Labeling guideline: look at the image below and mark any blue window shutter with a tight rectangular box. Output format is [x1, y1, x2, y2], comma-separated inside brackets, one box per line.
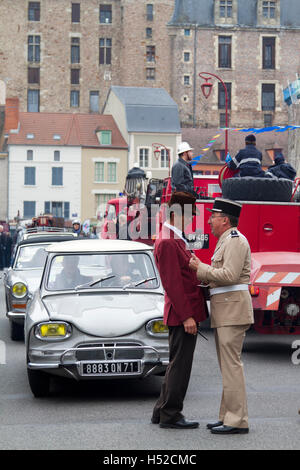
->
[64, 202, 70, 219]
[44, 201, 50, 213]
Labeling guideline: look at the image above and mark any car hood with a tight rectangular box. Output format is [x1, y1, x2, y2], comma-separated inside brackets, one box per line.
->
[7, 269, 44, 295]
[42, 292, 164, 337]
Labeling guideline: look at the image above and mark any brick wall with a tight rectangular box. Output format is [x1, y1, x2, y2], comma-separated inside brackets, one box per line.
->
[0, 0, 174, 114]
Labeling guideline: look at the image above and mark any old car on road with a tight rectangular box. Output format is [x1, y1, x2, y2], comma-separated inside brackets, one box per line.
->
[3, 235, 77, 341]
[25, 239, 169, 397]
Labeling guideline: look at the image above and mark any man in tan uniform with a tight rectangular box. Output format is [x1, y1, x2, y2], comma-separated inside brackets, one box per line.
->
[189, 198, 254, 435]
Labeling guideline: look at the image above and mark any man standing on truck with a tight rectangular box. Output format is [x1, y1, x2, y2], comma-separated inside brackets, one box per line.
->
[189, 198, 254, 435]
[227, 134, 265, 177]
[171, 142, 197, 196]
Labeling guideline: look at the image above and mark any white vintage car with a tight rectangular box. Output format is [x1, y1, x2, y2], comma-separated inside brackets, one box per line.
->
[4, 234, 77, 341]
[25, 239, 169, 397]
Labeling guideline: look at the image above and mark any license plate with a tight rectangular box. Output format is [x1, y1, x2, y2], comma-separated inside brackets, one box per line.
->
[80, 361, 141, 376]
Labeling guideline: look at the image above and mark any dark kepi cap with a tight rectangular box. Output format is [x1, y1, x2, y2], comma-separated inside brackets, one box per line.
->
[208, 198, 242, 218]
[168, 191, 198, 216]
[274, 153, 285, 165]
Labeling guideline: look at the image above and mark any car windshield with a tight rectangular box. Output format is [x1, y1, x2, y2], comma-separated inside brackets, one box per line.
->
[46, 253, 159, 291]
[15, 244, 49, 269]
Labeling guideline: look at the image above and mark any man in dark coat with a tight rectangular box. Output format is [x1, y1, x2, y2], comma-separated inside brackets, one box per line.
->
[228, 134, 265, 177]
[171, 142, 197, 196]
[0, 225, 5, 270]
[151, 192, 208, 429]
[265, 153, 297, 180]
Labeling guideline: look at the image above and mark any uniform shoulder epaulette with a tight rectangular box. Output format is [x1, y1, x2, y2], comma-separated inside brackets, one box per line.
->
[230, 230, 239, 238]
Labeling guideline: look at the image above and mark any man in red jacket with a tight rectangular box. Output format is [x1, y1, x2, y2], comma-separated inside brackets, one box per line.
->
[151, 192, 208, 429]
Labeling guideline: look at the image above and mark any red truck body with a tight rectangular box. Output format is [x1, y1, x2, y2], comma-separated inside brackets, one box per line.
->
[102, 174, 300, 335]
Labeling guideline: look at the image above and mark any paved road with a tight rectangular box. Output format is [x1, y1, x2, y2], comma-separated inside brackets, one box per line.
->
[0, 277, 299, 451]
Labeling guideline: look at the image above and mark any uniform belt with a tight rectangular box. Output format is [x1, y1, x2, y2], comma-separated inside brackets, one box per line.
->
[209, 284, 249, 296]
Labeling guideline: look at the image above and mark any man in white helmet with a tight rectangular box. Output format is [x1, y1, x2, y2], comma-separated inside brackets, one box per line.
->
[171, 142, 196, 196]
[72, 219, 81, 236]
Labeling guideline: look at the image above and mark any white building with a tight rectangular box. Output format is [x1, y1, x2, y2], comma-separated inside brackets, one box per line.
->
[7, 113, 81, 220]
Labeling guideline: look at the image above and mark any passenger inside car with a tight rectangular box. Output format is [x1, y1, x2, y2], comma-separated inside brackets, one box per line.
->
[49, 255, 93, 290]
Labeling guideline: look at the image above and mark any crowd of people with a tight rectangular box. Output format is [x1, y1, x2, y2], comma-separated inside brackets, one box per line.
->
[0, 225, 12, 270]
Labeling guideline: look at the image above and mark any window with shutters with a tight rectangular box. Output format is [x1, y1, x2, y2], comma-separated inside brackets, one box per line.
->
[263, 37, 275, 69]
[108, 162, 117, 182]
[146, 4, 154, 21]
[28, 36, 40, 63]
[218, 82, 231, 109]
[218, 36, 232, 68]
[71, 68, 80, 84]
[71, 37, 80, 63]
[262, 83, 275, 110]
[95, 162, 104, 182]
[28, 2, 40, 21]
[139, 148, 149, 168]
[27, 89, 40, 112]
[70, 90, 80, 107]
[24, 201, 36, 218]
[24, 167, 36, 185]
[28, 67, 40, 84]
[146, 46, 155, 62]
[100, 4, 112, 23]
[52, 167, 63, 186]
[72, 3, 80, 22]
[90, 91, 99, 112]
[99, 38, 112, 65]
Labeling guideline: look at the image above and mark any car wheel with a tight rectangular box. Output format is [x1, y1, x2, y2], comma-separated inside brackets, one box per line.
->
[27, 368, 51, 398]
[10, 320, 24, 341]
[222, 177, 293, 202]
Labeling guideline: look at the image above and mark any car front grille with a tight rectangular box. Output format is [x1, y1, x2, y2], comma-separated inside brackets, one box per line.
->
[75, 342, 144, 361]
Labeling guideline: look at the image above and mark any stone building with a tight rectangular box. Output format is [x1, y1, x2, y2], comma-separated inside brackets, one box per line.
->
[169, 0, 300, 128]
[0, 0, 174, 114]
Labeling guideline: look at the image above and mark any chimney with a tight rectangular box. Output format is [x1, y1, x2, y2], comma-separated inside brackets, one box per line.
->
[4, 97, 20, 133]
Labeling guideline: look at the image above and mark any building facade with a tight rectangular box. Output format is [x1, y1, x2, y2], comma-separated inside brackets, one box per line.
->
[169, 0, 300, 128]
[0, 0, 174, 114]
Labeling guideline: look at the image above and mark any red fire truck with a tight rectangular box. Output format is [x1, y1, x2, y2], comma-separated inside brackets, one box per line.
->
[102, 167, 300, 335]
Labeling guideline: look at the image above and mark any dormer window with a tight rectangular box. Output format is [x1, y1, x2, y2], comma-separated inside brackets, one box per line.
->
[96, 129, 112, 145]
[215, 0, 237, 25]
[263, 1, 276, 18]
[220, 1, 232, 18]
[258, 0, 279, 25]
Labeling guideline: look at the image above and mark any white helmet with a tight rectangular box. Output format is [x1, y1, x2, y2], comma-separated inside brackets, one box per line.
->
[72, 219, 81, 225]
[177, 141, 193, 155]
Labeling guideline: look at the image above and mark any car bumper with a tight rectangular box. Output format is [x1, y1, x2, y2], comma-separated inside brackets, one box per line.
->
[27, 344, 169, 380]
[6, 311, 26, 322]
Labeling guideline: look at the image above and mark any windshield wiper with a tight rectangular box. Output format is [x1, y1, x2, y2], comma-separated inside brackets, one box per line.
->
[122, 277, 157, 290]
[75, 275, 115, 290]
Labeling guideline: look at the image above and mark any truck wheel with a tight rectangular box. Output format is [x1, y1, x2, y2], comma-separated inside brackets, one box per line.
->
[27, 368, 50, 398]
[10, 320, 24, 341]
[222, 177, 293, 202]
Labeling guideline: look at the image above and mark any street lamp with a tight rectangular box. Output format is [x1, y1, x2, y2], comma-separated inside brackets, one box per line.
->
[152, 142, 171, 177]
[199, 72, 229, 158]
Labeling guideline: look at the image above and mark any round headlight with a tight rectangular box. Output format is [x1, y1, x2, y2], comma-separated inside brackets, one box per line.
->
[12, 282, 28, 299]
[285, 303, 300, 318]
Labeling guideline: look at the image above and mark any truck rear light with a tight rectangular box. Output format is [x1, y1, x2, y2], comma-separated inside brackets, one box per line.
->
[249, 286, 260, 297]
